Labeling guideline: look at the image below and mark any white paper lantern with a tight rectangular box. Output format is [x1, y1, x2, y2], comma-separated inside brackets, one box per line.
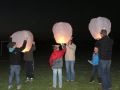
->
[89, 17, 111, 40]
[11, 30, 33, 52]
[52, 22, 72, 44]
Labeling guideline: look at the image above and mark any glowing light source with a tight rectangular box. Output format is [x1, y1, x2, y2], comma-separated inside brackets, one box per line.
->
[52, 22, 72, 44]
[11, 30, 34, 52]
[89, 17, 111, 40]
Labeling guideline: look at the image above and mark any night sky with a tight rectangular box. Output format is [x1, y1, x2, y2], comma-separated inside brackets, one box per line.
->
[0, 0, 120, 54]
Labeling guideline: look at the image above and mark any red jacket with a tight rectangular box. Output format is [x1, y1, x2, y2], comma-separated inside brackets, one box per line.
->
[49, 48, 66, 66]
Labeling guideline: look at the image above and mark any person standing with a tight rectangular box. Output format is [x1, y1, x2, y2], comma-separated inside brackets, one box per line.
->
[65, 40, 76, 81]
[88, 47, 101, 83]
[7, 39, 27, 90]
[95, 29, 113, 90]
[24, 41, 36, 82]
[49, 44, 66, 88]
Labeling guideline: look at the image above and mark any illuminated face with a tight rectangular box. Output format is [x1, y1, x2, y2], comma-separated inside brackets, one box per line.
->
[94, 47, 98, 53]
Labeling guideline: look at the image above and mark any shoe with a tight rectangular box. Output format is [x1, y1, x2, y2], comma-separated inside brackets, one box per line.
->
[17, 85, 21, 90]
[98, 82, 102, 84]
[53, 86, 56, 88]
[66, 80, 69, 82]
[30, 78, 34, 82]
[59, 86, 62, 88]
[8, 85, 13, 89]
[109, 87, 112, 90]
[25, 77, 30, 82]
[89, 80, 95, 83]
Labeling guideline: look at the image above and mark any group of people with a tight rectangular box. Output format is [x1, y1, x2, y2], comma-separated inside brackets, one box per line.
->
[7, 38, 36, 89]
[6, 29, 113, 90]
[49, 29, 113, 90]
[49, 39, 76, 88]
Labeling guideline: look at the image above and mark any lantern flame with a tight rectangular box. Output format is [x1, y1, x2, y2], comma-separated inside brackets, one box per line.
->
[56, 37, 67, 44]
[22, 48, 29, 52]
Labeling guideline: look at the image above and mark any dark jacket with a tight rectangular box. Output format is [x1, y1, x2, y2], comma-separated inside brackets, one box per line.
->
[24, 44, 36, 61]
[95, 36, 113, 60]
[8, 40, 27, 65]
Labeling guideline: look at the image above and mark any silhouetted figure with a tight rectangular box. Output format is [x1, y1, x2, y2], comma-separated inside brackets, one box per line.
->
[7, 39, 27, 90]
[95, 29, 113, 90]
[24, 41, 36, 82]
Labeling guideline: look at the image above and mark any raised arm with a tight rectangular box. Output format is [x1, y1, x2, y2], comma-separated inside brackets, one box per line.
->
[19, 40, 27, 51]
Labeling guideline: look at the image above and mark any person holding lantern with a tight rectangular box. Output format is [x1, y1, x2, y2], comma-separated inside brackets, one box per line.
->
[95, 29, 113, 90]
[49, 44, 66, 88]
[65, 39, 76, 81]
[24, 41, 36, 82]
[7, 38, 27, 90]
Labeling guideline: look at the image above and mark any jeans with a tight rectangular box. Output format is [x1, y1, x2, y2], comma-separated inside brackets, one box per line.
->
[8, 65, 21, 86]
[100, 60, 111, 90]
[25, 61, 34, 78]
[90, 65, 101, 83]
[53, 68, 62, 88]
[65, 61, 75, 81]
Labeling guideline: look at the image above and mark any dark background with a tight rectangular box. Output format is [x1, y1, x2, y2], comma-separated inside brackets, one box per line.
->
[0, 0, 119, 63]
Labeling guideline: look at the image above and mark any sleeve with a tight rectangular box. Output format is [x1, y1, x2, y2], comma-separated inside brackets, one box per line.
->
[18, 40, 27, 51]
[49, 52, 56, 66]
[91, 54, 94, 65]
[68, 44, 76, 50]
[30, 44, 36, 52]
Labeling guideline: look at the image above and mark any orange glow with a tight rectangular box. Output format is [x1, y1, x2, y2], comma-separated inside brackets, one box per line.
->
[22, 48, 29, 52]
[57, 37, 65, 43]
[95, 34, 101, 40]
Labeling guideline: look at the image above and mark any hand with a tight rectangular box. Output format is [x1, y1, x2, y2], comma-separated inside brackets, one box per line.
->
[88, 60, 91, 62]
[62, 44, 66, 49]
[88, 60, 92, 64]
[60, 43, 63, 46]
[13, 44, 17, 48]
[33, 41, 35, 45]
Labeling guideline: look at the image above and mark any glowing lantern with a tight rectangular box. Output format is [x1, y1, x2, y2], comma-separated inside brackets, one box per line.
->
[89, 17, 111, 40]
[11, 30, 34, 52]
[52, 22, 72, 44]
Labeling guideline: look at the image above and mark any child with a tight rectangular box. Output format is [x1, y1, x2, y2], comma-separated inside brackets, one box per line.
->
[7, 40, 27, 89]
[88, 47, 101, 84]
[49, 44, 66, 88]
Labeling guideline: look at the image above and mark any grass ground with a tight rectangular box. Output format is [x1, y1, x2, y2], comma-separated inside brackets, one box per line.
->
[0, 55, 120, 90]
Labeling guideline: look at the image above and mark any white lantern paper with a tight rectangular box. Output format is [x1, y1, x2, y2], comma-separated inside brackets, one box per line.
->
[52, 22, 72, 44]
[89, 17, 111, 40]
[11, 30, 33, 52]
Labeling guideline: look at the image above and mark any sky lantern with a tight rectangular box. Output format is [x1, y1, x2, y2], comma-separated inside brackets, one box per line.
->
[52, 22, 73, 44]
[11, 30, 34, 52]
[89, 17, 111, 40]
